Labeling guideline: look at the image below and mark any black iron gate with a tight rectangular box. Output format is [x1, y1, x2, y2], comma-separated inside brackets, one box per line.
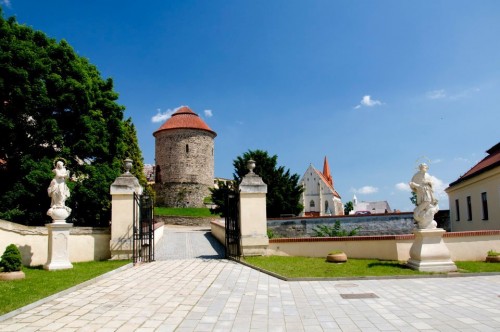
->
[225, 191, 241, 259]
[133, 192, 155, 264]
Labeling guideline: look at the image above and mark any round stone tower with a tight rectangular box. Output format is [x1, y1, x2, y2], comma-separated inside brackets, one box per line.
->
[153, 106, 217, 207]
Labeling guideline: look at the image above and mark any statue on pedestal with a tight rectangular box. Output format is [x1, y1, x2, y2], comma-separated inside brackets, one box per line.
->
[47, 160, 72, 222]
[409, 163, 438, 229]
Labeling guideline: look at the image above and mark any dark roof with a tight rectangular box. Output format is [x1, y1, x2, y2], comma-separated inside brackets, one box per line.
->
[448, 142, 500, 188]
[153, 106, 216, 137]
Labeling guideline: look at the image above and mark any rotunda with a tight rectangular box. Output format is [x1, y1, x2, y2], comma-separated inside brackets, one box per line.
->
[153, 106, 216, 207]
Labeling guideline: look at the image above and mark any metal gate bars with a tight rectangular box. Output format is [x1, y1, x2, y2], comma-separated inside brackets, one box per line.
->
[133, 192, 155, 264]
[225, 191, 241, 259]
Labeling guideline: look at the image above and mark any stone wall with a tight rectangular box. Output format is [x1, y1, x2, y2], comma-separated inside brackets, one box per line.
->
[154, 182, 211, 208]
[267, 213, 416, 237]
[267, 230, 500, 261]
[0, 219, 110, 266]
[155, 216, 219, 227]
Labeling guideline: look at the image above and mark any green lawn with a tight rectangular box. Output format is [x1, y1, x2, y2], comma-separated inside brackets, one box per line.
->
[0, 260, 130, 315]
[154, 207, 215, 217]
[243, 256, 500, 279]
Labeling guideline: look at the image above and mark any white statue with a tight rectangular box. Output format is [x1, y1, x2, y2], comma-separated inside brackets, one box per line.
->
[47, 160, 72, 221]
[409, 163, 438, 229]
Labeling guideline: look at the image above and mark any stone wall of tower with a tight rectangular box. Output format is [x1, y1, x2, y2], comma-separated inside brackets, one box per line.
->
[154, 128, 215, 207]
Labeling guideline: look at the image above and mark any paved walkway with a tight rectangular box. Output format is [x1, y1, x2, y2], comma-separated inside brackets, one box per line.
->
[1, 226, 499, 331]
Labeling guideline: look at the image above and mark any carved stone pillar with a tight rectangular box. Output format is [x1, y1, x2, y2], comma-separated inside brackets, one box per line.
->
[407, 228, 457, 272]
[44, 223, 73, 270]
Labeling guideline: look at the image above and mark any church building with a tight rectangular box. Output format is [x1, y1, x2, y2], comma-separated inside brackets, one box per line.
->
[300, 157, 344, 216]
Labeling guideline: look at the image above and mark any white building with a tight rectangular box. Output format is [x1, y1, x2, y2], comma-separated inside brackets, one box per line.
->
[300, 157, 343, 216]
[350, 195, 392, 215]
[446, 142, 500, 231]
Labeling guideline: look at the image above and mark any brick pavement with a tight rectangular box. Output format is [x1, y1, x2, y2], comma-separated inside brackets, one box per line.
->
[0, 226, 499, 331]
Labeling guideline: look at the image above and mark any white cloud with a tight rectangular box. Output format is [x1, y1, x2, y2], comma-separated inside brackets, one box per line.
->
[351, 186, 379, 194]
[426, 89, 446, 100]
[204, 109, 213, 118]
[426, 87, 480, 101]
[354, 95, 383, 109]
[1, 0, 11, 8]
[429, 175, 448, 200]
[395, 182, 411, 192]
[361, 95, 382, 107]
[151, 107, 184, 123]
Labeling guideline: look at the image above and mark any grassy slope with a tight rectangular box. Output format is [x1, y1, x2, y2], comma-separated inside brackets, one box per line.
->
[154, 207, 215, 217]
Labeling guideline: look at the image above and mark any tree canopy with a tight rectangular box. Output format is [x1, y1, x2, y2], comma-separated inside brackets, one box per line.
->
[343, 201, 354, 215]
[0, 10, 145, 226]
[211, 149, 303, 218]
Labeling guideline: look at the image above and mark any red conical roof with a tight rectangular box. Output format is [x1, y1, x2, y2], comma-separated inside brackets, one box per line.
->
[322, 156, 333, 187]
[153, 106, 216, 137]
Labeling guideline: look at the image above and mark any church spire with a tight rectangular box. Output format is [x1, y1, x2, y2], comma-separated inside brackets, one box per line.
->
[322, 156, 333, 187]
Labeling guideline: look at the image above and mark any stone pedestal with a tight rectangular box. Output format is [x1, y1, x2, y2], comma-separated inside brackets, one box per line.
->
[407, 228, 457, 272]
[109, 170, 142, 260]
[44, 223, 73, 270]
[239, 167, 269, 256]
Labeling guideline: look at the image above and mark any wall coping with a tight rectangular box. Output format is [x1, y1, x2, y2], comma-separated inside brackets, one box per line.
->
[443, 230, 500, 238]
[269, 230, 500, 243]
[0, 219, 110, 236]
[211, 219, 225, 228]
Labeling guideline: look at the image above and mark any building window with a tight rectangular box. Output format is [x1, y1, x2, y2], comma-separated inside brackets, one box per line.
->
[324, 201, 329, 213]
[309, 200, 315, 208]
[455, 199, 460, 221]
[186, 144, 189, 153]
[155, 165, 161, 183]
[481, 192, 489, 220]
[466, 196, 472, 221]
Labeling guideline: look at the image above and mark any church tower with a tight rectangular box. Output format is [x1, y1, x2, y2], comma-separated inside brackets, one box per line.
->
[153, 106, 217, 207]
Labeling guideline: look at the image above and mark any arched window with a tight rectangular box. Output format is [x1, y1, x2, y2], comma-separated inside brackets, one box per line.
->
[309, 200, 315, 208]
[325, 201, 329, 213]
[186, 144, 189, 153]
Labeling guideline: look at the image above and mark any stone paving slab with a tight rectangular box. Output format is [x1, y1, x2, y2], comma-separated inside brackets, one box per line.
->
[1, 227, 500, 331]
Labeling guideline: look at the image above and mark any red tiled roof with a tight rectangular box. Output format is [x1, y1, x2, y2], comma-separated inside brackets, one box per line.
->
[448, 142, 500, 187]
[313, 168, 341, 199]
[153, 106, 216, 137]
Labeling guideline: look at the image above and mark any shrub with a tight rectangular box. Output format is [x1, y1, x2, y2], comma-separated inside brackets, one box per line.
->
[487, 250, 500, 256]
[312, 221, 361, 237]
[267, 229, 276, 239]
[0, 244, 23, 272]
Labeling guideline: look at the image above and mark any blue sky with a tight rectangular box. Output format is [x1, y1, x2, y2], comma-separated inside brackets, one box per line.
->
[3, 1, 500, 212]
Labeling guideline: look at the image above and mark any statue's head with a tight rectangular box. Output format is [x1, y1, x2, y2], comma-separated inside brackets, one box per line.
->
[56, 160, 64, 169]
[418, 163, 428, 172]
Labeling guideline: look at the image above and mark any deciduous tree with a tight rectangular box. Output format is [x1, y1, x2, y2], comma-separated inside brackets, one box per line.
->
[0, 10, 145, 226]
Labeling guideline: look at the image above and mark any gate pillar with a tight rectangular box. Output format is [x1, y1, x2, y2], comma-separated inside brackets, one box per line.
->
[239, 160, 268, 256]
[110, 159, 143, 260]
